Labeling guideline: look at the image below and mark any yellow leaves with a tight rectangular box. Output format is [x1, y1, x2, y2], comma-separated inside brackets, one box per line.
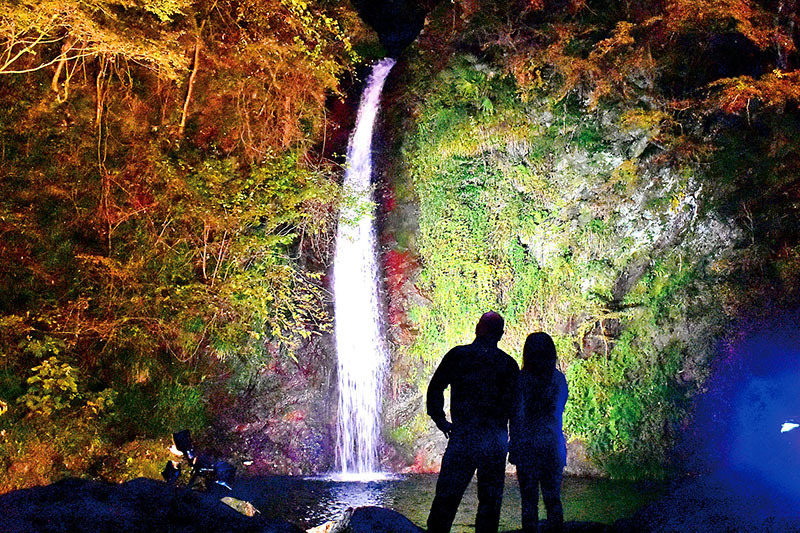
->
[76, 254, 134, 283]
[17, 357, 81, 416]
[0, 0, 189, 78]
[141, 0, 190, 23]
[609, 159, 640, 195]
[15, 356, 117, 418]
[670, 191, 686, 212]
[620, 109, 669, 133]
[84, 389, 116, 416]
[591, 21, 635, 58]
[664, 0, 774, 49]
[709, 70, 800, 114]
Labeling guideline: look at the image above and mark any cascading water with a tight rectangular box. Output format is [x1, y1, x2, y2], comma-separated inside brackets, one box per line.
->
[333, 58, 396, 479]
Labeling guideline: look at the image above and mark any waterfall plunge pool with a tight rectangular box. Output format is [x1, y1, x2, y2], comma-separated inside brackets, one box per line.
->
[229, 474, 666, 531]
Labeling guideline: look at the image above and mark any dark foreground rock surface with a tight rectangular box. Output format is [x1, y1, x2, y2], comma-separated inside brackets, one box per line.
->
[318, 506, 609, 533]
[0, 477, 303, 533]
[5, 473, 800, 533]
[328, 506, 424, 532]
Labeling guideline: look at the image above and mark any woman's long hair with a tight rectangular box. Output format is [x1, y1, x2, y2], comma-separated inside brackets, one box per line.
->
[521, 332, 558, 418]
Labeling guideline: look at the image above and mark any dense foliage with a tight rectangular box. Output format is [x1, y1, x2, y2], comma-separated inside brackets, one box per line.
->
[384, 0, 800, 478]
[0, 0, 370, 489]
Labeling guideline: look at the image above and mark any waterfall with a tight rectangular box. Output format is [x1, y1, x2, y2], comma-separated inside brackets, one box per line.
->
[333, 58, 396, 478]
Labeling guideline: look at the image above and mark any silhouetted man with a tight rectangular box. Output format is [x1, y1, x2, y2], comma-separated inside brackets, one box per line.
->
[426, 311, 520, 533]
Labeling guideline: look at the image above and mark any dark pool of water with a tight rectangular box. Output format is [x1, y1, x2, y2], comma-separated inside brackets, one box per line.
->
[229, 474, 666, 531]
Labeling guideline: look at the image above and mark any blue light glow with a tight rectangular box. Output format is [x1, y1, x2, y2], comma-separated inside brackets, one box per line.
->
[685, 311, 800, 504]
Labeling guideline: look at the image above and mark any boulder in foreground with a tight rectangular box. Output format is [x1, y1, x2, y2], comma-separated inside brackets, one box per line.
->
[0, 477, 303, 533]
[328, 505, 424, 533]
[319, 505, 611, 533]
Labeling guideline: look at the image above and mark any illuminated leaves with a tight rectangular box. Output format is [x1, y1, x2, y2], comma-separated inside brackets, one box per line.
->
[491, 0, 800, 115]
[709, 70, 800, 113]
[0, 0, 356, 381]
[663, 0, 774, 49]
[17, 357, 79, 416]
[0, 0, 189, 78]
[139, 0, 191, 22]
[14, 356, 116, 419]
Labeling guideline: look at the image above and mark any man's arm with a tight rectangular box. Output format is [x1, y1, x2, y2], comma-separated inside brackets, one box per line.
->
[501, 358, 521, 422]
[426, 351, 454, 438]
[508, 385, 522, 464]
[504, 359, 521, 462]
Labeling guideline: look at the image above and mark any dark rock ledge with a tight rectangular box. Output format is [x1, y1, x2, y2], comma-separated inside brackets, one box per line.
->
[0, 477, 611, 533]
[3, 474, 800, 532]
[0, 477, 303, 533]
[313, 506, 610, 533]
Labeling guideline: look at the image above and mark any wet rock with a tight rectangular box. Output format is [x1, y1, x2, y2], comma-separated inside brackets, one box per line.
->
[214, 334, 338, 476]
[0, 477, 304, 533]
[221, 496, 260, 517]
[306, 521, 335, 533]
[329, 506, 424, 533]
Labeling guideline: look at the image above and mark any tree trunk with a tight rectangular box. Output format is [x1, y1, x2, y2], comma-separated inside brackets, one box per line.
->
[51, 38, 73, 101]
[179, 20, 206, 139]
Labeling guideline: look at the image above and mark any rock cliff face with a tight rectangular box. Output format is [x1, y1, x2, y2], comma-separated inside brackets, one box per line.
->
[374, 0, 800, 478]
[211, 334, 339, 476]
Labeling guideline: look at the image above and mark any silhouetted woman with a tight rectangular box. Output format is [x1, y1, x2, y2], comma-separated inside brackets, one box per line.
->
[509, 332, 568, 533]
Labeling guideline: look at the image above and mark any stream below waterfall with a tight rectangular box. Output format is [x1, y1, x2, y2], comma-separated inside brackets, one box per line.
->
[231, 474, 666, 530]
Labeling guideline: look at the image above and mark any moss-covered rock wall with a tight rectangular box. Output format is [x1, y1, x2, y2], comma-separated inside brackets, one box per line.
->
[378, 0, 800, 479]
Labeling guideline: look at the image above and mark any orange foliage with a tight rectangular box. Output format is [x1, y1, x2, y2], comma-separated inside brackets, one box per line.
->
[527, 0, 545, 11]
[498, 0, 800, 116]
[180, 0, 356, 160]
[709, 70, 800, 113]
[663, 0, 774, 49]
[518, 21, 646, 108]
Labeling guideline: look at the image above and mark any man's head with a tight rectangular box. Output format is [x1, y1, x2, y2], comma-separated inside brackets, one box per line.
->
[475, 311, 504, 344]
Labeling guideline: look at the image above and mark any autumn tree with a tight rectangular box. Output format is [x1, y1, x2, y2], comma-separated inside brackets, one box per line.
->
[0, 0, 369, 486]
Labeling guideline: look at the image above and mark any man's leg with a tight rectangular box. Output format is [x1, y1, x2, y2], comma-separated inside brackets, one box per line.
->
[516, 463, 540, 533]
[540, 467, 563, 533]
[474, 452, 506, 533]
[427, 446, 476, 533]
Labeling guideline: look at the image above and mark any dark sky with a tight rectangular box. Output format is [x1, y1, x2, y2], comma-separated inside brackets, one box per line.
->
[351, 0, 437, 56]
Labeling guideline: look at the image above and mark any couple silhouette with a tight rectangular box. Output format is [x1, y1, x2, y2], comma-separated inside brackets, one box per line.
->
[426, 312, 568, 533]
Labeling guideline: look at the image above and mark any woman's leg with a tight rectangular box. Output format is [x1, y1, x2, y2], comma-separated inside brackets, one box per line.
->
[539, 466, 563, 532]
[516, 463, 540, 533]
